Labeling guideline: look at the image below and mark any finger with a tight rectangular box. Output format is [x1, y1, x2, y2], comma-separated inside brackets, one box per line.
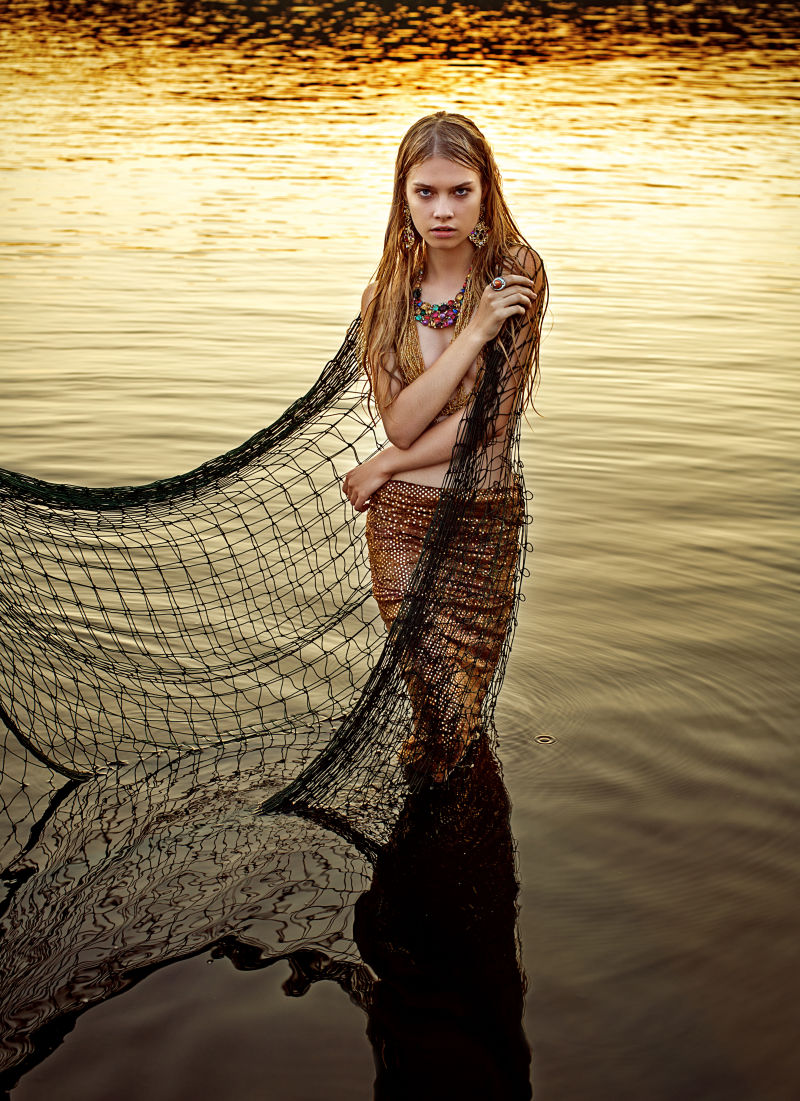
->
[487, 284, 535, 306]
[498, 301, 530, 319]
[491, 273, 536, 289]
[497, 291, 534, 310]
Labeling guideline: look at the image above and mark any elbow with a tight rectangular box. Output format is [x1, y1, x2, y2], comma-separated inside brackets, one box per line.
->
[385, 426, 417, 450]
[380, 406, 417, 450]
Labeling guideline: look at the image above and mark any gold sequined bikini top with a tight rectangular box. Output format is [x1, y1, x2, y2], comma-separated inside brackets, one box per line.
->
[397, 306, 476, 419]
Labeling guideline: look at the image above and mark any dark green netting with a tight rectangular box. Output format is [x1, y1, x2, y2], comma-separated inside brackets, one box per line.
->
[0, 728, 374, 1085]
[0, 308, 536, 846]
[1, 320, 381, 779]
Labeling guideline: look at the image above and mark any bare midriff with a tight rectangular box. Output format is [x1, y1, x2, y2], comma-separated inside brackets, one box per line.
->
[391, 430, 508, 490]
[390, 459, 451, 488]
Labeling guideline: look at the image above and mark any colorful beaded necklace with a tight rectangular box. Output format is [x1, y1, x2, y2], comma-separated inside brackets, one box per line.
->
[412, 268, 472, 329]
[401, 268, 478, 417]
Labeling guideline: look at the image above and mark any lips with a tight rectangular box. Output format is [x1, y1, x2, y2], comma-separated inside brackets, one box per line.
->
[430, 227, 456, 235]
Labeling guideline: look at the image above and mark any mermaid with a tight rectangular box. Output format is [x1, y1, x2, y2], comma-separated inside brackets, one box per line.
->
[342, 112, 547, 781]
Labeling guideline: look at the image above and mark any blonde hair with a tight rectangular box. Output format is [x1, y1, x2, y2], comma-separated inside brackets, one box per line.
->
[362, 111, 547, 414]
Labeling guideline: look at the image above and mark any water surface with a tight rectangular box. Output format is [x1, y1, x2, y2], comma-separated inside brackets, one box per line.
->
[1, 3, 798, 1099]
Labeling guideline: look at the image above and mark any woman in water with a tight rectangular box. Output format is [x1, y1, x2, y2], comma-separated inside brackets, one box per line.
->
[342, 111, 546, 781]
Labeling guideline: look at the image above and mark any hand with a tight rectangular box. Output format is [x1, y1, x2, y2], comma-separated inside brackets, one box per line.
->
[466, 273, 538, 343]
[342, 453, 392, 512]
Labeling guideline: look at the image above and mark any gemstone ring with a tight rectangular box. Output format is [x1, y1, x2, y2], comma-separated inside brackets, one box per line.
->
[490, 276, 507, 291]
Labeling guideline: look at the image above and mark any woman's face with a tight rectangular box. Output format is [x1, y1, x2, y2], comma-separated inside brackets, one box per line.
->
[404, 156, 482, 252]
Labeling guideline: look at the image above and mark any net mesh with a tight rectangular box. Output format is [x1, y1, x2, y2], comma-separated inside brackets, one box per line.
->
[0, 319, 379, 780]
[0, 729, 374, 1087]
[0, 294, 541, 1089]
[0, 303, 538, 848]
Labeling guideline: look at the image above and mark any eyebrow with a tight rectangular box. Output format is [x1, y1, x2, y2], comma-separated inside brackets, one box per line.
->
[411, 180, 475, 189]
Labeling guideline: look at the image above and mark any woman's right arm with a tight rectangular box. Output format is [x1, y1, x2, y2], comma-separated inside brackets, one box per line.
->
[342, 409, 467, 512]
[363, 277, 537, 450]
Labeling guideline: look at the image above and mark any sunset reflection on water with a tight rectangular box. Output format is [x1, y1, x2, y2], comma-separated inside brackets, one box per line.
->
[4, 0, 798, 62]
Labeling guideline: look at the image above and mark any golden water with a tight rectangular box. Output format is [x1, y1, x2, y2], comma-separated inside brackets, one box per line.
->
[1, 3, 798, 1098]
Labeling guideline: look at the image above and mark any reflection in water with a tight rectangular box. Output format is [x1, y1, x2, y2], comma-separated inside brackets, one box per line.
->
[354, 736, 530, 1099]
[0, 732, 371, 1090]
[0, 732, 529, 1099]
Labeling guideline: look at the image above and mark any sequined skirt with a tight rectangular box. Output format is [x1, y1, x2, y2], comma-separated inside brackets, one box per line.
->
[365, 478, 524, 780]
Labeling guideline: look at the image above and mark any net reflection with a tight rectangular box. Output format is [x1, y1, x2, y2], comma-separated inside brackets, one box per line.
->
[0, 732, 530, 1098]
[0, 736, 372, 1090]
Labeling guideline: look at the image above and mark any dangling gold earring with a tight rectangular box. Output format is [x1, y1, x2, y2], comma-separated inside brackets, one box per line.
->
[468, 206, 488, 248]
[402, 204, 416, 250]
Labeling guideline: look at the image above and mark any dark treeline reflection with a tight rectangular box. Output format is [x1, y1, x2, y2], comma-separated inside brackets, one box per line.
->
[4, 0, 799, 61]
[0, 731, 530, 1098]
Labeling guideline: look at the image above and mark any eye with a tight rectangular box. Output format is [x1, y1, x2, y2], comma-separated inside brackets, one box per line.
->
[455, 187, 471, 196]
[415, 188, 432, 198]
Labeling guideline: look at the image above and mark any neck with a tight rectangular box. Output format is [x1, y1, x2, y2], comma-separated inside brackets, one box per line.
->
[423, 241, 474, 286]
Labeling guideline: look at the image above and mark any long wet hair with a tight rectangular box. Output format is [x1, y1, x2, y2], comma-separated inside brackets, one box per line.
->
[362, 111, 547, 414]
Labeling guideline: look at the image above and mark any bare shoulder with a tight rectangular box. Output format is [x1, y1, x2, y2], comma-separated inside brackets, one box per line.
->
[508, 244, 546, 290]
[361, 281, 378, 314]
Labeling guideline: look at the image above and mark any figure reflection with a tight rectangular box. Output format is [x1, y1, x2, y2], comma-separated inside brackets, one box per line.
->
[353, 735, 532, 1099]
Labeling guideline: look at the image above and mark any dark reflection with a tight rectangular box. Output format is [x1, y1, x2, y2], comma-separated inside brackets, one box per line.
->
[354, 735, 531, 1100]
[225, 734, 532, 1098]
[4, 0, 798, 62]
[0, 730, 530, 1099]
[0, 736, 373, 1093]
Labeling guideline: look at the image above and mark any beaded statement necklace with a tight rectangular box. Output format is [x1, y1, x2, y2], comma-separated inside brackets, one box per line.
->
[412, 267, 472, 329]
[402, 267, 477, 417]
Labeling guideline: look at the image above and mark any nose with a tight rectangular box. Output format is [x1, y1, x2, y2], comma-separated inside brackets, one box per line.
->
[433, 196, 453, 221]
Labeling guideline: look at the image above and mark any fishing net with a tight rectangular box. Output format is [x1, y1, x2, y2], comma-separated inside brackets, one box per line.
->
[0, 289, 541, 849]
[0, 271, 543, 1091]
[0, 318, 376, 784]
